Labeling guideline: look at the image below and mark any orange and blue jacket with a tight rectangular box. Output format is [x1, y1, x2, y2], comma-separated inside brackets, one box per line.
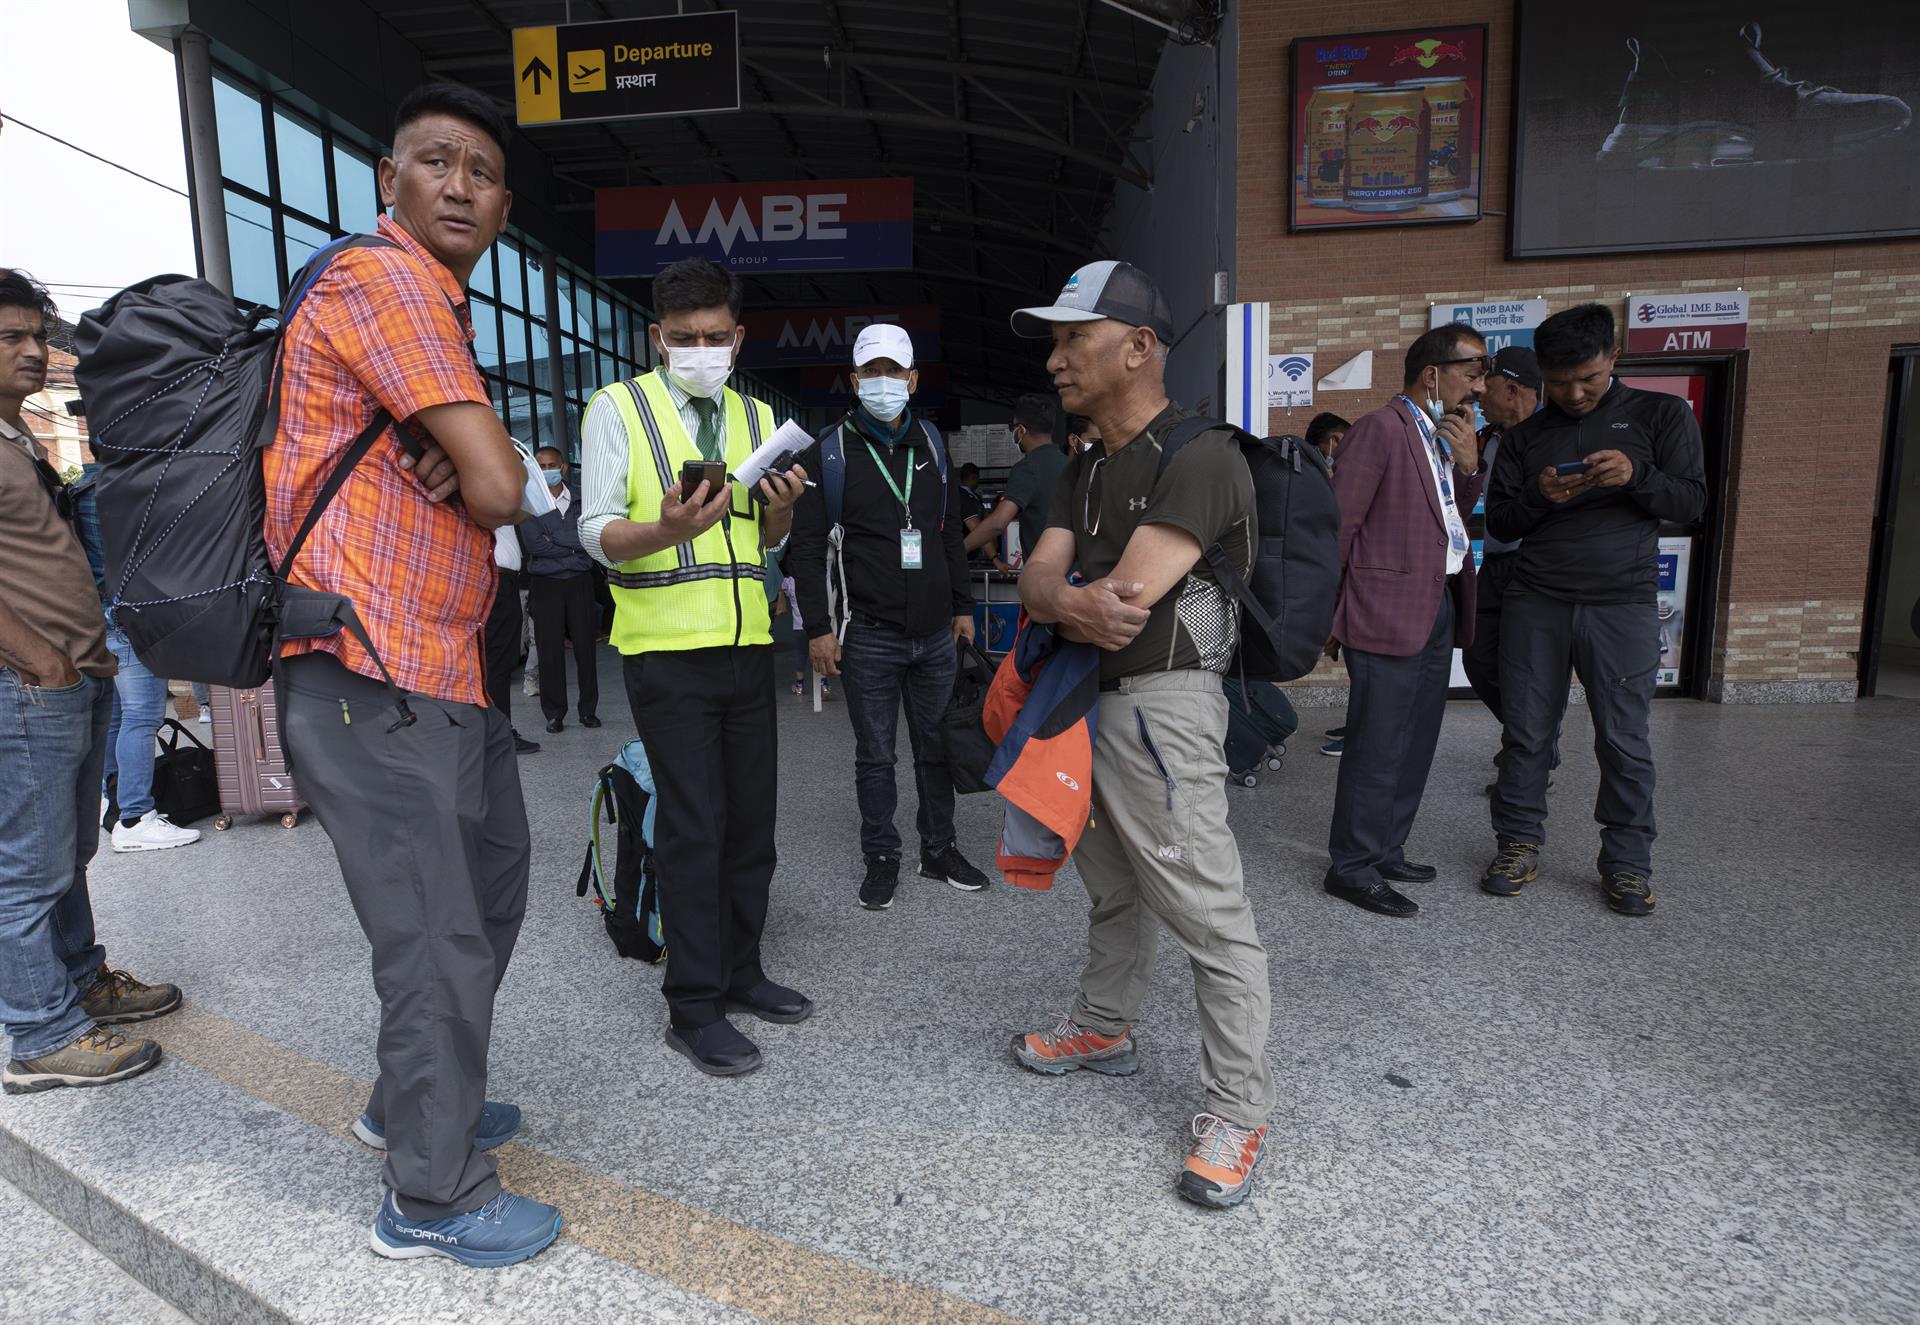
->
[982, 617, 1101, 890]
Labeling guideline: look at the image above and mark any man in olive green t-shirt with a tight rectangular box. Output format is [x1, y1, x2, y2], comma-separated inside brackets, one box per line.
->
[1003, 260, 1274, 1213]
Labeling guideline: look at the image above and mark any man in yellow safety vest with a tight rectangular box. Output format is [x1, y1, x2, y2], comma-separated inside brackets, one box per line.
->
[579, 258, 810, 1077]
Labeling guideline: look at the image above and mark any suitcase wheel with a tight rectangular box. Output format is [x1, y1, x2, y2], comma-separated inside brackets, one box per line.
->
[1232, 770, 1260, 788]
[279, 812, 300, 829]
[214, 815, 233, 831]
[1265, 752, 1285, 771]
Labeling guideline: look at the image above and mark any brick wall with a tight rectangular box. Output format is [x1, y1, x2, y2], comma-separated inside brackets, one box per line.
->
[1236, 0, 1920, 701]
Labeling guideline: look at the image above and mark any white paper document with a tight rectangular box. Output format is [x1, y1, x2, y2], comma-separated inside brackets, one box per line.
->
[731, 419, 815, 490]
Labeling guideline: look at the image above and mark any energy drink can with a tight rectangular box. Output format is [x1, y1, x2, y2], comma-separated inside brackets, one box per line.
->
[1304, 82, 1377, 208]
[1344, 86, 1430, 212]
[1401, 76, 1470, 202]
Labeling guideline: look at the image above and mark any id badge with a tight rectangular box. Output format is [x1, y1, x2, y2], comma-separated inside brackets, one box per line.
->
[900, 527, 924, 570]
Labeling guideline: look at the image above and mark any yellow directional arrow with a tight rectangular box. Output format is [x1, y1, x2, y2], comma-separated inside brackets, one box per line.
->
[512, 27, 560, 125]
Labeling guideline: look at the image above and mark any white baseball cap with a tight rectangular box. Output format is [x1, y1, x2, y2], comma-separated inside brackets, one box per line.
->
[852, 323, 915, 369]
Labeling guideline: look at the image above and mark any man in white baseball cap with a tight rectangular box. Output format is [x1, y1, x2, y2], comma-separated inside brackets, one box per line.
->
[782, 324, 988, 912]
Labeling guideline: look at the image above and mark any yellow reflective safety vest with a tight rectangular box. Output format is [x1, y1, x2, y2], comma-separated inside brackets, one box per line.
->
[598, 371, 777, 655]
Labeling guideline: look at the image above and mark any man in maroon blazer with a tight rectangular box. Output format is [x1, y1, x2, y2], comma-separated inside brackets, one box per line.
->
[1323, 325, 1489, 917]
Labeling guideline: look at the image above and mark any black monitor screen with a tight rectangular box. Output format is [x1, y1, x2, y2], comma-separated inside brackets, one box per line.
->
[1511, 0, 1920, 256]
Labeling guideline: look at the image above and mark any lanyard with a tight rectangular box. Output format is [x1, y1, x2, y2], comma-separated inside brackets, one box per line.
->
[1398, 397, 1468, 553]
[861, 438, 915, 529]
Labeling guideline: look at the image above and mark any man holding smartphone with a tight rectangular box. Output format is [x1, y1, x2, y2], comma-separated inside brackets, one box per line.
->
[1481, 304, 1707, 916]
[579, 258, 811, 1076]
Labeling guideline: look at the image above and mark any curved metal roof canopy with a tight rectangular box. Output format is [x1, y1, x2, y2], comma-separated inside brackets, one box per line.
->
[393, 0, 1214, 401]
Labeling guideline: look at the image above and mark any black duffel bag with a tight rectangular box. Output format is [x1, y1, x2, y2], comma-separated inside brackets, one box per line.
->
[151, 719, 219, 826]
[941, 638, 999, 795]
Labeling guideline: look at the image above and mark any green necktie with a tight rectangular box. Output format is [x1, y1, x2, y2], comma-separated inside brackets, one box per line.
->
[689, 396, 723, 462]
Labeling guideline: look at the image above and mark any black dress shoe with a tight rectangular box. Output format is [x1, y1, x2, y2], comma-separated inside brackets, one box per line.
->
[1378, 861, 1436, 884]
[725, 979, 815, 1025]
[545, 718, 564, 734]
[580, 715, 602, 729]
[512, 731, 541, 755]
[1325, 876, 1420, 917]
[664, 1020, 763, 1076]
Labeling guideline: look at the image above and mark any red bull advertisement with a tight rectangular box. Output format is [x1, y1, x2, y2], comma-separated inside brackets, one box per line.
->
[1344, 88, 1429, 211]
[1288, 24, 1486, 232]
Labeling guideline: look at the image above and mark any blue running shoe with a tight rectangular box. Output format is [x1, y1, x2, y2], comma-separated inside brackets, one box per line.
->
[353, 1101, 522, 1152]
[370, 1189, 562, 1267]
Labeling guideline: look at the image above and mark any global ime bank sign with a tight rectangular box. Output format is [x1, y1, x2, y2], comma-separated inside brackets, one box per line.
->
[1626, 290, 1749, 353]
[595, 178, 914, 277]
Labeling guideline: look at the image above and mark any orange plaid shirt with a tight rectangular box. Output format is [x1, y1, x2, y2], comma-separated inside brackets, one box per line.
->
[264, 215, 497, 705]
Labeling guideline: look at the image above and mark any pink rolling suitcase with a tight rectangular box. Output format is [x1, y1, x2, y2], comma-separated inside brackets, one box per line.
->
[207, 685, 304, 830]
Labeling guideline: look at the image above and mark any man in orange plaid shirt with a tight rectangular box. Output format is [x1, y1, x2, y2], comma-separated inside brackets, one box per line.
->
[265, 84, 563, 1269]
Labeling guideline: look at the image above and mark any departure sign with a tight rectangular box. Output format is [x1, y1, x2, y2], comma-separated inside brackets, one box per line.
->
[512, 12, 740, 126]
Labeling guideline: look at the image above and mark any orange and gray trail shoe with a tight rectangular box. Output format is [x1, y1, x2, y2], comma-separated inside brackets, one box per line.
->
[1009, 1014, 1138, 1077]
[1177, 1113, 1268, 1210]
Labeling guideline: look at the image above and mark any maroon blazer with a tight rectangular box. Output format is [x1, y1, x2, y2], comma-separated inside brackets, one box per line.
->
[1330, 397, 1485, 656]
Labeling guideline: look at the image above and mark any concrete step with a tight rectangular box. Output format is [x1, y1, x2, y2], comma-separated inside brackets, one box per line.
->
[1, 1172, 193, 1325]
[0, 1038, 774, 1325]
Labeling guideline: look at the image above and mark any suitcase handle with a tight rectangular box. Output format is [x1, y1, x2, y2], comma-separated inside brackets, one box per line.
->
[248, 692, 267, 763]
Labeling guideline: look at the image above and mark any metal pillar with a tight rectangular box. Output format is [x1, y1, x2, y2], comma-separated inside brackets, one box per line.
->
[177, 30, 232, 293]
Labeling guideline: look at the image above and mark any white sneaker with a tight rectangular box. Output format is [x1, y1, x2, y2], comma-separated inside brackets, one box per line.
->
[197, 711, 211, 725]
[111, 811, 202, 853]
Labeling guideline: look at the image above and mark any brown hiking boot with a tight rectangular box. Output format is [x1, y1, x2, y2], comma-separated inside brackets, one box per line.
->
[81, 966, 182, 1025]
[3, 1027, 162, 1095]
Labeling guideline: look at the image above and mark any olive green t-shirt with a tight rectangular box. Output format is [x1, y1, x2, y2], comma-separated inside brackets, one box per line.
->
[1044, 404, 1255, 681]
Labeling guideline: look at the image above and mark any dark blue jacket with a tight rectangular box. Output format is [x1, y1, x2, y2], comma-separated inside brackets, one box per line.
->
[517, 484, 594, 579]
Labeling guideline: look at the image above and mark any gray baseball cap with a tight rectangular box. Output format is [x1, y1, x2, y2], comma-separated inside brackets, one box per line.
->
[1011, 260, 1176, 343]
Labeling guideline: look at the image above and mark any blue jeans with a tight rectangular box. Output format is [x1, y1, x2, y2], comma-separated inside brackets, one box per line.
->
[103, 627, 168, 821]
[837, 619, 959, 860]
[0, 670, 110, 1060]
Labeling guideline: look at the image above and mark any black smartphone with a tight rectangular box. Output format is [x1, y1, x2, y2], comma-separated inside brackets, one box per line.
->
[679, 460, 726, 499]
[1554, 460, 1592, 476]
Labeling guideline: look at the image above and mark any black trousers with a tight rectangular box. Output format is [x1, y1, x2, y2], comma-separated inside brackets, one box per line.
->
[1326, 589, 1454, 890]
[1462, 552, 1515, 721]
[1491, 591, 1659, 877]
[624, 645, 777, 1028]
[530, 572, 600, 722]
[482, 570, 523, 722]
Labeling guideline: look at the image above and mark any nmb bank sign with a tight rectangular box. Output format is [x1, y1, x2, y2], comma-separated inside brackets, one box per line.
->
[595, 178, 914, 277]
[1429, 299, 1549, 353]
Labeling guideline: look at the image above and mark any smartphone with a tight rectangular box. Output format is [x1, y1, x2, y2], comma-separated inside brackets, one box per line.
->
[679, 459, 726, 499]
[1554, 460, 1592, 476]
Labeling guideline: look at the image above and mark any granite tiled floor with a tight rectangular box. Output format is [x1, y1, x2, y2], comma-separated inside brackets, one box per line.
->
[2, 648, 1917, 1324]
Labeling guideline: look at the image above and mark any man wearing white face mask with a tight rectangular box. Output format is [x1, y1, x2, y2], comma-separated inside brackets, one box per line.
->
[517, 446, 599, 734]
[580, 258, 812, 1077]
[784, 324, 985, 913]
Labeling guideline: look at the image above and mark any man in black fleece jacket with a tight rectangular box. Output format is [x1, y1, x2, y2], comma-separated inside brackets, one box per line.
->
[1479, 304, 1706, 916]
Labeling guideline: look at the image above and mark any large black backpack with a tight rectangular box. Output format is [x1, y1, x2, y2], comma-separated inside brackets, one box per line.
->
[1156, 419, 1340, 682]
[73, 236, 412, 714]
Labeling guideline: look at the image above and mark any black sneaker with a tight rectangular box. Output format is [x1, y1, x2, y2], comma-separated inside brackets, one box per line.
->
[1600, 871, 1655, 917]
[858, 856, 899, 911]
[1480, 841, 1539, 896]
[919, 845, 989, 893]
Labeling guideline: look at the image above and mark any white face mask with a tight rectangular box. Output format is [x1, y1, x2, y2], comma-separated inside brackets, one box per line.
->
[856, 375, 911, 419]
[663, 345, 734, 399]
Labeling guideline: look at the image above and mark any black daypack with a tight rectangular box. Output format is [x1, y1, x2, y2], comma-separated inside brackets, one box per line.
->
[1155, 420, 1340, 682]
[941, 638, 998, 795]
[73, 236, 413, 717]
[576, 741, 666, 964]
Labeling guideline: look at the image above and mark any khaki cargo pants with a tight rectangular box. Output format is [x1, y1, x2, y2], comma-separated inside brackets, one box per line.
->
[1070, 669, 1275, 1126]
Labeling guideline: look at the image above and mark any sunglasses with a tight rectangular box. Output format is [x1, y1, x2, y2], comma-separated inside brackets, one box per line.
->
[1437, 354, 1491, 379]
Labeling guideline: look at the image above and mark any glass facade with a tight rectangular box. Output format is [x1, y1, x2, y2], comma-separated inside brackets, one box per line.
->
[209, 68, 798, 461]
